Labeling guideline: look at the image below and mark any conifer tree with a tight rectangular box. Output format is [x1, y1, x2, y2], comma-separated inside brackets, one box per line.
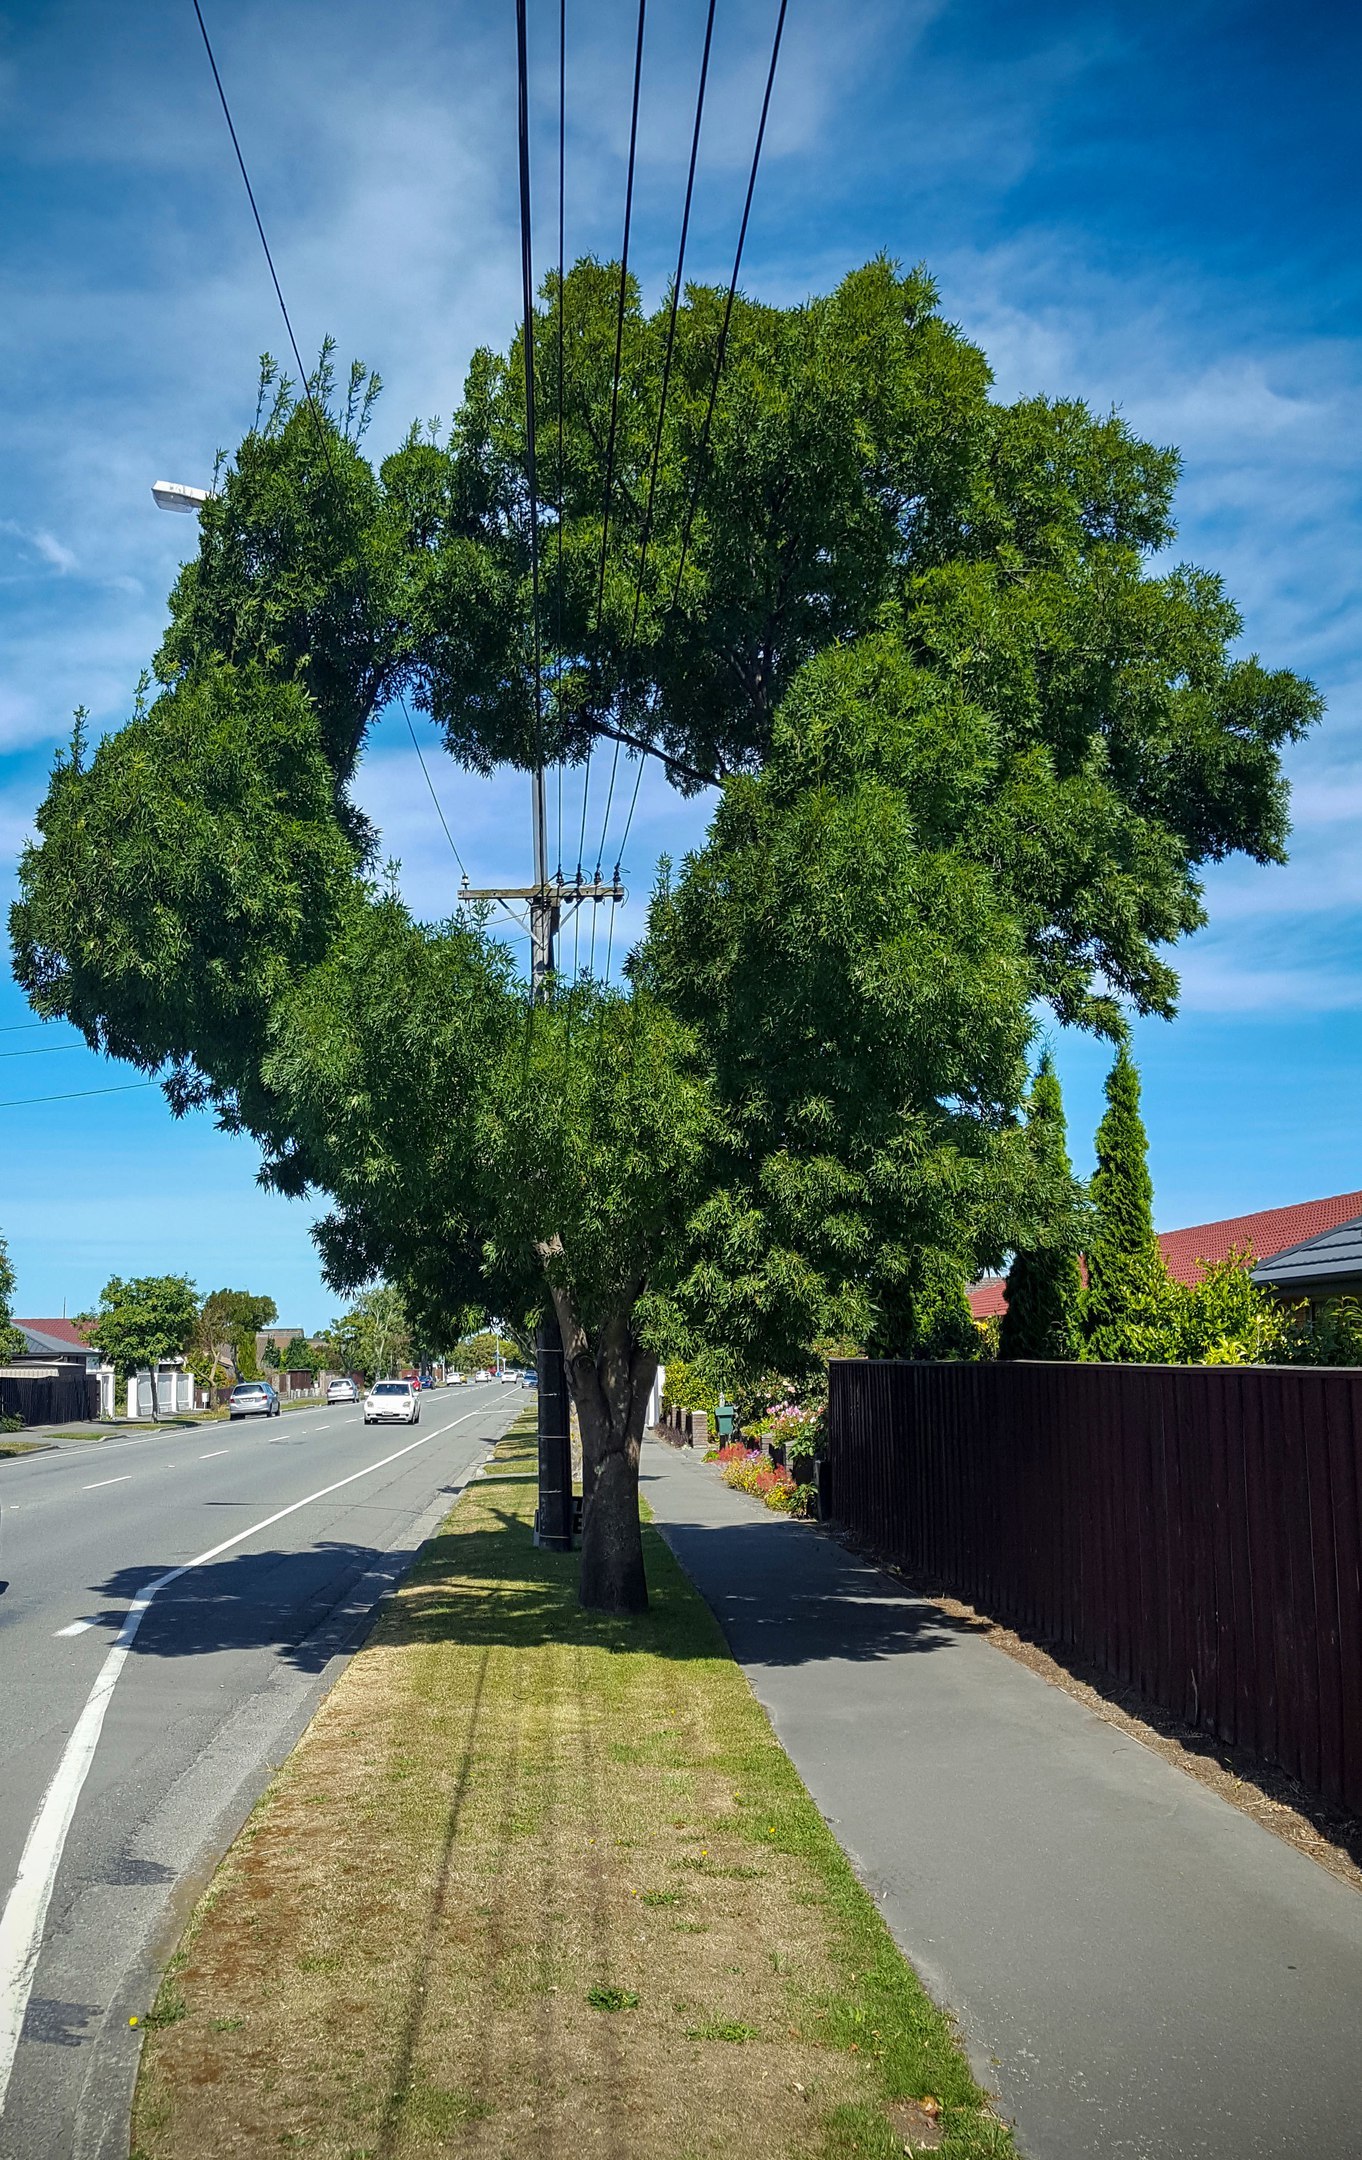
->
[1081, 1045, 1180, 1360]
[999, 1052, 1083, 1359]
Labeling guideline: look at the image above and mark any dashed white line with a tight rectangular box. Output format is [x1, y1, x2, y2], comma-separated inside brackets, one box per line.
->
[81, 1477, 131, 1492]
[54, 1620, 97, 1639]
[199, 1449, 228, 1460]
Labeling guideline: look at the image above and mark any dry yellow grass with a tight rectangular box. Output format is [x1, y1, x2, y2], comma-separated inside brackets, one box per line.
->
[130, 1417, 1012, 2160]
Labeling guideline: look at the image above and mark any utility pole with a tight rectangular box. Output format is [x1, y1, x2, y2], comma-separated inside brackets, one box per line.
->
[461, 795, 624, 1551]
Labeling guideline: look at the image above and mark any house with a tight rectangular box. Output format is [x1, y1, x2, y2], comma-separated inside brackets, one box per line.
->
[13, 1320, 197, 1420]
[969, 1188, 1362, 1321]
[1250, 1216, 1362, 1310]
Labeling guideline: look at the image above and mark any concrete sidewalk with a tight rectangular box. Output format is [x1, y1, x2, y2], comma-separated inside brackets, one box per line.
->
[641, 1439, 1362, 2160]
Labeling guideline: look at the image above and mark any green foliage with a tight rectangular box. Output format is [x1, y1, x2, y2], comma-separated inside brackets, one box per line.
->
[89, 1275, 198, 1380]
[450, 1331, 516, 1374]
[1080, 1047, 1174, 1361]
[190, 1287, 278, 1387]
[644, 637, 1047, 1383]
[7, 263, 1320, 1593]
[999, 1052, 1085, 1360]
[325, 1286, 410, 1379]
[658, 1358, 717, 1417]
[279, 1335, 324, 1376]
[0, 1231, 25, 1363]
[10, 666, 358, 1107]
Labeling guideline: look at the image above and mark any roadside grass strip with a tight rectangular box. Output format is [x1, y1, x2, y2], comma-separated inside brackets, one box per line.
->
[130, 1415, 1013, 2160]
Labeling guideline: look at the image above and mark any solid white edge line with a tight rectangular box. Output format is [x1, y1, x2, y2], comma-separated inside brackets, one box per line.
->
[0, 1398, 494, 2118]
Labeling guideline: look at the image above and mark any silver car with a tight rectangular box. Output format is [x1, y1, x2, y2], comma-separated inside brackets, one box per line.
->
[228, 1380, 280, 1420]
[327, 1377, 360, 1404]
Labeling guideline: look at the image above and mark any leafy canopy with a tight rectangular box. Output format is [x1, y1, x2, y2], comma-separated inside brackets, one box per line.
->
[90, 1275, 198, 1380]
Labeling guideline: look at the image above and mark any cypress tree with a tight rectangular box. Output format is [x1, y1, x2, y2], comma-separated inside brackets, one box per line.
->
[999, 1051, 1083, 1360]
[1082, 1044, 1179, 1360]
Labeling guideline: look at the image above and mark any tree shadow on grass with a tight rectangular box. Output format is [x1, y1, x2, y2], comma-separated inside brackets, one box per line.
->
[81, 1474, 975, 1676]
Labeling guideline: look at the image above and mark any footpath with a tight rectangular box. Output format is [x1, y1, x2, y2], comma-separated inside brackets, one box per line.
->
[642, 1439, 1362, 2160]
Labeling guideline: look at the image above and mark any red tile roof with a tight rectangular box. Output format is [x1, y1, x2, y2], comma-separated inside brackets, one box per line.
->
[968, 1189, 1362, 1319]
[14, 1316, 93, 1348]
[1158, 1190, 1362, 1283]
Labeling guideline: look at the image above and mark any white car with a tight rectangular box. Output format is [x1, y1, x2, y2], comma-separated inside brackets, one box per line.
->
[327, 1377, 360, 1404]
[364, 1379, 420, 1425]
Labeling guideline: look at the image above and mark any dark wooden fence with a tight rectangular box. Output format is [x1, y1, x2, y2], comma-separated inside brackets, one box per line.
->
[826, 1359, 1362, 1815]
[0, 1362, 98, 1428]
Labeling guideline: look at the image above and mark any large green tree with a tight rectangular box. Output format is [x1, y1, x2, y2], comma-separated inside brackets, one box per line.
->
[11, 260, 1319, 1603]
[89, 1275, 198, 1383]
[998, 1053, 1085, 1361]
[0, 1232, 25, 1363]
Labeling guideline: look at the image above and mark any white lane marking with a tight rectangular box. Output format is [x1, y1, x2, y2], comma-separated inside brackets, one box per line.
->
[199, 1449, 228, 1460]
[82, 1477, 131, 1492]
[54, 1620, 97, 1639]
[0, 1398, 497, 2116]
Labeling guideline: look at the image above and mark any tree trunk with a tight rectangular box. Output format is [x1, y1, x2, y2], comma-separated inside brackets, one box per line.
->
[547, 1284, 656, 1615]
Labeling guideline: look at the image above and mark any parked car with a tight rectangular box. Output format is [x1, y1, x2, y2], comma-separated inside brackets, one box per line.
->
[327, 1377, 360, 1404]
[418, 1373, 434, 1389]
[229, 1380, 280, 1420]
[518, 1368, 538, 1388]
[364, 1379, 420, 1426]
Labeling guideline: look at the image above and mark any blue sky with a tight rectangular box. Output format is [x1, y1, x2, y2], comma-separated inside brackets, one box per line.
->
[1, 0, 1358, 1323]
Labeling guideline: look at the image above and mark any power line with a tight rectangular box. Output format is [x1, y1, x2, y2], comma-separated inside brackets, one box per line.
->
[190, 0, 476, 900]
[596, 0, 787, 992]
[576, 0, 648, 909]
[0, 1041, 89, 1060]
[555, 0, 567, 883]
[0, 1081, 158, 1112]
[583, 0, 648, 986]
[0, 1019, 77, 1035]
[591, 0, 717, 907]
[668, 0, 789, 614]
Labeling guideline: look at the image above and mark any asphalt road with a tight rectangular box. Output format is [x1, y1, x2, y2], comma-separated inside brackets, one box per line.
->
[0, 1379, 524, 2160]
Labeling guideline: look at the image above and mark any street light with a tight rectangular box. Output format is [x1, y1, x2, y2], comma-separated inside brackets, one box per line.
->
[151, 481, 210, 514]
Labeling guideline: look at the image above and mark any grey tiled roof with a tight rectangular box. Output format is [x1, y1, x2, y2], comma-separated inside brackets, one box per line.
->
[1252, 1214, 1362, 1288]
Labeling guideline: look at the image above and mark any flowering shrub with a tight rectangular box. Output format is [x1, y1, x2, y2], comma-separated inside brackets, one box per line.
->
[717, 1446, 815, 1517]
[747, 1400, 822, 1453]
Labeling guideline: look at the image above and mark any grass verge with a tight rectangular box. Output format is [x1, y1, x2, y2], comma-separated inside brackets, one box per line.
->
[130, 1414, 1012, 2160]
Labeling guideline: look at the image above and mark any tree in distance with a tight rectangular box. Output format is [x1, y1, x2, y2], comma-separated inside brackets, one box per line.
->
[10, 266, 1320, 1607]
[451, 1330, 520, 1374]
[190, 1286, 279, 1388]
[324, 1286, 411, 1381]
[88, 1275, 199, 1385]
[0, 1230, 25, 1364]
[998, 1052, 1086, 1361]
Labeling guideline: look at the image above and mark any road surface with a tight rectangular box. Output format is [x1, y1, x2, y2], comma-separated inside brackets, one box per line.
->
[0, 1380, 522, 2160]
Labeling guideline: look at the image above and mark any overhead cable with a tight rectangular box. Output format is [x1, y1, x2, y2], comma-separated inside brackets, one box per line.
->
[668, 0, 790, 613]
[575, 0, 648, 916]
[189, 0, 483, 901]
[591, 0, 718, 922]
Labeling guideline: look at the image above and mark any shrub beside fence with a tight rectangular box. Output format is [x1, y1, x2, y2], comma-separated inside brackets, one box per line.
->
[826, 1359, 1362, 1816]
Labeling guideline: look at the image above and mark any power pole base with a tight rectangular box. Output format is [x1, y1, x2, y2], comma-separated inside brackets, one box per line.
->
[534, 1309, 574, 1551]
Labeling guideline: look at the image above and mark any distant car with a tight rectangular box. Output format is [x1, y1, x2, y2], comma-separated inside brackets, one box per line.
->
[364, 1379, 420, 1425]
[327, 1377, 360, 1404]
[418, 1374, 434, 1389]
[447, 1372, 466, 1386]
[518, 1368, 538, 1388]
[229, 1380, 280, 1420]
